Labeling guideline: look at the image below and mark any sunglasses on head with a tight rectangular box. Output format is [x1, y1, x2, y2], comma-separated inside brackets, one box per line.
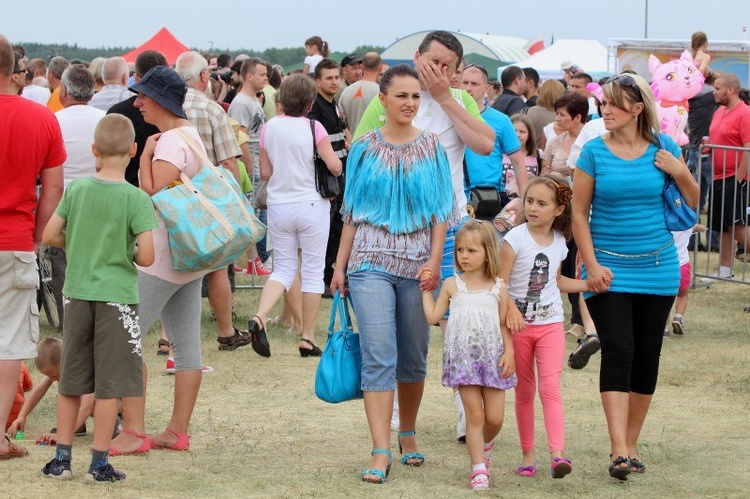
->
[606, 74, 643, 102]
[464, 63, 488, 78]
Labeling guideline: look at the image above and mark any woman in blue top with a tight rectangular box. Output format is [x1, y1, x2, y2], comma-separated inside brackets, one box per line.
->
[331, 65, 454, 484]
[572, 74, 698, 480]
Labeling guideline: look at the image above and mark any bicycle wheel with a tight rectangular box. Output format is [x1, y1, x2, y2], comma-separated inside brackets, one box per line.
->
[37, 246, 62, 332]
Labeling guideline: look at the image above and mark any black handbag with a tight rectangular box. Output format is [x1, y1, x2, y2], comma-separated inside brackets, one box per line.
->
[463, 158, 509, 218]
[311, 119, 342, 199]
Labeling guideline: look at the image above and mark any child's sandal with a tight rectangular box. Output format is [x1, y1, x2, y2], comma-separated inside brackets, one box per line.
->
[551, 457, 573, 478]
[470, 469, 490, 490]
[483, 441, 494, 468]
[515, 464, 537, 477]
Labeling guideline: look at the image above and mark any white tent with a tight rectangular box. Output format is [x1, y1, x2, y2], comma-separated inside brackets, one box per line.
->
[380, 30, 530, 78]
[505, 39, 609, 81]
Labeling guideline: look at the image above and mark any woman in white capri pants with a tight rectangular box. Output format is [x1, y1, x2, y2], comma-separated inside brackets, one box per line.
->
[248, 74, 342, 357]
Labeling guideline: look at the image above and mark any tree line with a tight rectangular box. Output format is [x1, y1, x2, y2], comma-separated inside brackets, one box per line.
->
[18, 42, 386, 70]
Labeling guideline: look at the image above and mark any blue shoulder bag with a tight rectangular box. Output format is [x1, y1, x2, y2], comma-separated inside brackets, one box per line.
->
[659, 134, 698, 231]
[315, 291, 363, 403]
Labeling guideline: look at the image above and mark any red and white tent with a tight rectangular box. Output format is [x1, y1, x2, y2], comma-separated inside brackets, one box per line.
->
[122, 28, 190, 66]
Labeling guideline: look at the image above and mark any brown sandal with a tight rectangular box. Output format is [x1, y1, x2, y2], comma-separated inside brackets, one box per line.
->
[0, 436, 28, 460]
[157, 338, 171, 356]
[217, 327, 252, 351]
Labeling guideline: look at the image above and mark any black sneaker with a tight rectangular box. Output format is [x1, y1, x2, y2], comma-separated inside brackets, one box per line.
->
[567, 334, 601, 370]
[85, 463, 126, 483]
[41, 458, 73, 480]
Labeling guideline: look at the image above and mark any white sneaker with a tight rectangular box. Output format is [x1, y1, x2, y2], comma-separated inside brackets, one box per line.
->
[391, 388, 399, 431]
[700, 270, 734, 282]
[455, 391, 466, 442]
[390, 406, 400, 432]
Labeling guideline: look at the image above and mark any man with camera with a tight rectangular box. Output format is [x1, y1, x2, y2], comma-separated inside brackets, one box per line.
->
[461, 64, 528, 220]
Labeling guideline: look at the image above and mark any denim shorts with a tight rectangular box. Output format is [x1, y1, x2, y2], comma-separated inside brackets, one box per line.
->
[348, 271, 430, 391]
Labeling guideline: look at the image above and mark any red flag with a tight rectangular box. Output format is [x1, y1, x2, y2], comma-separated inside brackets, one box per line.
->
[524, 33, 544, 55]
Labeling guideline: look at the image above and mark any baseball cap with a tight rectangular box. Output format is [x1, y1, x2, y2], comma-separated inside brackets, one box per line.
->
[560, 60, 574, 71]
[341, 54, 362, 67]
[129, 66, 187, 119]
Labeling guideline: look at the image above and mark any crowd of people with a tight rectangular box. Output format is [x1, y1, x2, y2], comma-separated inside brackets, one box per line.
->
[1, 27, 748, 490]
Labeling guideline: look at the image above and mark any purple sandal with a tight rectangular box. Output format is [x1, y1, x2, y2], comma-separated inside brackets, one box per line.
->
[515, 464, 537, 477]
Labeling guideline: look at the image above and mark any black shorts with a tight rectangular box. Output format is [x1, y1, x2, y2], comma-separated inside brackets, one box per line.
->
[710, 177, 748, 231]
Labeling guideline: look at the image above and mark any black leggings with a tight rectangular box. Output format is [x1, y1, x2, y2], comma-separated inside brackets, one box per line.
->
[585, 292, 675, 395]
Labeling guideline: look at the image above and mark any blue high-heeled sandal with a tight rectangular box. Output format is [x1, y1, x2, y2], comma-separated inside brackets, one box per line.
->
[361, 449, 392, 484]
[397, 431, 425, 467]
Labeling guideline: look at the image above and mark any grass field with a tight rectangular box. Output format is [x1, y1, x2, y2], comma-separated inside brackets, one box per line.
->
[2, 269, 750, 498]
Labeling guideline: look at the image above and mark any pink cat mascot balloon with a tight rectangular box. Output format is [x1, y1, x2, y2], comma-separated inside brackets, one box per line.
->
[649, 51, 704, 146]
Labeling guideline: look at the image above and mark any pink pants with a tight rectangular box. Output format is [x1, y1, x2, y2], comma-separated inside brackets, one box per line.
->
[512, 321, 566, 452]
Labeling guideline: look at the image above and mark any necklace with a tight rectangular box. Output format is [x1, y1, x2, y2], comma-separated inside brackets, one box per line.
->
[608, 137, 644, 161]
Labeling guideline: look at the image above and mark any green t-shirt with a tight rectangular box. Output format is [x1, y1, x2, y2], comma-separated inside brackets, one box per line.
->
[237, 159, 253, 193]
[55, 177, 158, 304]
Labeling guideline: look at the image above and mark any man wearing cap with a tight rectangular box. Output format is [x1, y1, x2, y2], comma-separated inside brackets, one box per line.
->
[335, 53, 363, 101]
[560, 60, 580, 84]
[1, 34, 65, 460]
[339, 52, 381, 133]
[491, 65, 526, 117]
[174, 50, 253, 353]
[108, 50, 167, 186]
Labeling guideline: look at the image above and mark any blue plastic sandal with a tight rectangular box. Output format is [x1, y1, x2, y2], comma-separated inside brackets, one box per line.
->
[361, 449, 392, 484]
[397, 431, 425, 467]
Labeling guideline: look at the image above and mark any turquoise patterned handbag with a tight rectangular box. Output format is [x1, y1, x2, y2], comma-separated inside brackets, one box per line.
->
[151, 129, 266, 272]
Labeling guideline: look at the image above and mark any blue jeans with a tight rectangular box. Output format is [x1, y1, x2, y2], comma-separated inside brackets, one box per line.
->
[348, 271, 430, 392]
[256, 209, 270, 262]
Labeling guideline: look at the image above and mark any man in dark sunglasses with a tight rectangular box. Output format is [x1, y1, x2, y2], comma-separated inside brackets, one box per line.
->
[10, 51, 26, 95]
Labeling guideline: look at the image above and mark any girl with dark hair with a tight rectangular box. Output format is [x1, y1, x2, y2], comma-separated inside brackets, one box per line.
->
[502, 173, 585, 480]
[303, 36, 329, 75]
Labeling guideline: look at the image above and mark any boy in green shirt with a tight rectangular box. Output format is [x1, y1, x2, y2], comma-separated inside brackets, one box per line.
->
[41, 114, 158, 483]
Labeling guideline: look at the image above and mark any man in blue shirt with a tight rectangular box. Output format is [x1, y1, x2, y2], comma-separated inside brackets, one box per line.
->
[462, 64, 528, 216]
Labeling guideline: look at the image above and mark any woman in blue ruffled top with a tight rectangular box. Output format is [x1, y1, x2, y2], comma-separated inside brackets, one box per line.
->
[331, 64, 454, 484]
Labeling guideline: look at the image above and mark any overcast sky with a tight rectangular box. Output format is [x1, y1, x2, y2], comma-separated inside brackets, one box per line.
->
[4, 0, 749, 52]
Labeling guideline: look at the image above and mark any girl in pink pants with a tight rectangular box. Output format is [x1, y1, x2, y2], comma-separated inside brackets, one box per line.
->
[500, 173, 590, 479]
